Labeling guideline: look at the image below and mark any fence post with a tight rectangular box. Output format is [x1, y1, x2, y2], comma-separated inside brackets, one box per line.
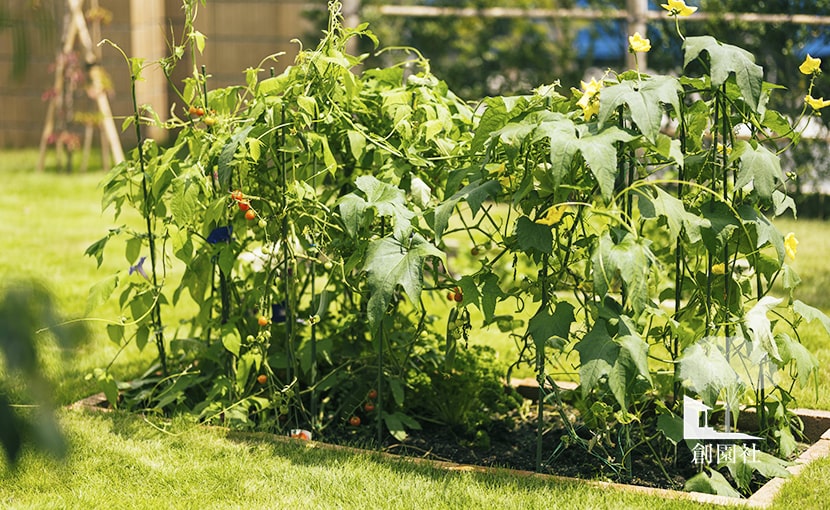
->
[626, 0, 648, 70]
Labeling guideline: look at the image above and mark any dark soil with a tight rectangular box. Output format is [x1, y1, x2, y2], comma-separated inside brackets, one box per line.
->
[323, 405, 701, 492]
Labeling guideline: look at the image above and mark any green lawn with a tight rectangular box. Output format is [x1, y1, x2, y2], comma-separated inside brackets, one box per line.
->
[1, 149, 829, 509]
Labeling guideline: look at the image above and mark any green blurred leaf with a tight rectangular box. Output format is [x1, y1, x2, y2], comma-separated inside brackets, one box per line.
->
[86, 274, 119, 314]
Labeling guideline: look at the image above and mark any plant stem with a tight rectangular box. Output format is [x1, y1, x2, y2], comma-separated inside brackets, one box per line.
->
[129, 63, 167, 376]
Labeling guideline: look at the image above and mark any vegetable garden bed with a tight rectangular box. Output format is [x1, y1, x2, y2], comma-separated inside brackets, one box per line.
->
[69, 389, 830, 507]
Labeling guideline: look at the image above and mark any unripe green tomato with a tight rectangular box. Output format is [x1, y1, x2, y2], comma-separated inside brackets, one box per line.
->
[258, 218, 267, 229]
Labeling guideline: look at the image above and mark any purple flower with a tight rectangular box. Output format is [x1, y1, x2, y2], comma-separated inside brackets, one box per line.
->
[129, 256, 150, 281]
[207, 225, 232, 244]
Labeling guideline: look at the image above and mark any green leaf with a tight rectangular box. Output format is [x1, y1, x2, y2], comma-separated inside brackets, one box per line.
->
[528, 301, 574, 351]
[532, 113, 578, 191]
[598, 75, 681, 143]
[636, 186, 707, 244]
[774, 332, 819, 389]
[346, 130, 366, 160]
[793, 299, 830, 336]
[92, 368, 119, 410]
[382, 411, 421, 441]
[720, 445, 790, 491]
[678, 338, 741, 406]
[189, 30, 206, 54]
[470, 97, 512, 153]
[515, 216, 553, 255]
[732, 141, 782, 202]
[106, 324, 124, 344]
[607, 334, 652, 408]
[432, 180, 500, 243]
[684, 36, 763, 110]
[338, 175, 415, 239]
[389, 378, 405, 407]
[306, 132, 337, 176]
[217, 126, 254, 189]
[574, 320, 618, 398]
[700, 201, 740, 252]
[363, 232, 445, 329]
[744, 296, 783, 362]
[591, 232, 652, 315]
[656, 407, 684, 445]
[169, 174, 204, 227]
[221, 325, 241, 357]
[124, 236, 142, 265]
[684, 468, 742, 498]
[576, 125, 636, 202]
[86, 274, 119, 314]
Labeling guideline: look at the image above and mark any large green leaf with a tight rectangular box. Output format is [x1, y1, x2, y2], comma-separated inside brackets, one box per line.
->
[574, 320, 618, 397]
[169, 170, 205, 227]
[515, 216, 553, 255]
[678, 339, 741, 406]
[608, 334, 652, 408]
[732, 141, 782, 202]
[598, 75, 681, 143]
[535, 113, 578, 191]
[363, 232, 445, 329]
[700, 201, 740, 253]
[793, 299, 830, 336]
[719, 445, 790, 492]
[528, 301, 575, 351]
[774, 332, 819, 389]
[337, 175, 414, 238]
[744, 296, 783, 362]
[592, 232, 652, 315]
[576, 126, 636, 202]
[636, 186, 708, 244]
[684, 468, 742, 498]
[683, 36, 763, 110]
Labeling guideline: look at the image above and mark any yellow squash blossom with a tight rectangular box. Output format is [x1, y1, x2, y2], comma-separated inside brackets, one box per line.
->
[576, 77, 602, 120]
[536, 204, 568, 227]
[784, 232, 798, 260]
[711, 263, 726, 275]
[661, 0, 698, 17]
[805, 95, 830, 110]
[799, 54, 822, 75]
[629, 32, 651, 53]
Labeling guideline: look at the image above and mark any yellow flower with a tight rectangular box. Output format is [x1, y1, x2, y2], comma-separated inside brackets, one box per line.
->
[799, 54, 822, 75]
[784, 232, 798, 260]
[536, 204, 568, 227]
[661, 0, 698, 17]
[629, 32, 651, 53]
[576, 77, 602, 120]
[805, 95, 830, 110]
[711, 263, 726, 275]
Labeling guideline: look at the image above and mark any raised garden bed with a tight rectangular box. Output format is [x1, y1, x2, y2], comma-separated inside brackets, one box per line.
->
[69, 386, 830, 508]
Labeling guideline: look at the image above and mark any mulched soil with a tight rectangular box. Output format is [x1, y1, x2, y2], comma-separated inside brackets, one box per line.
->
[323, 405, 702, 492]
